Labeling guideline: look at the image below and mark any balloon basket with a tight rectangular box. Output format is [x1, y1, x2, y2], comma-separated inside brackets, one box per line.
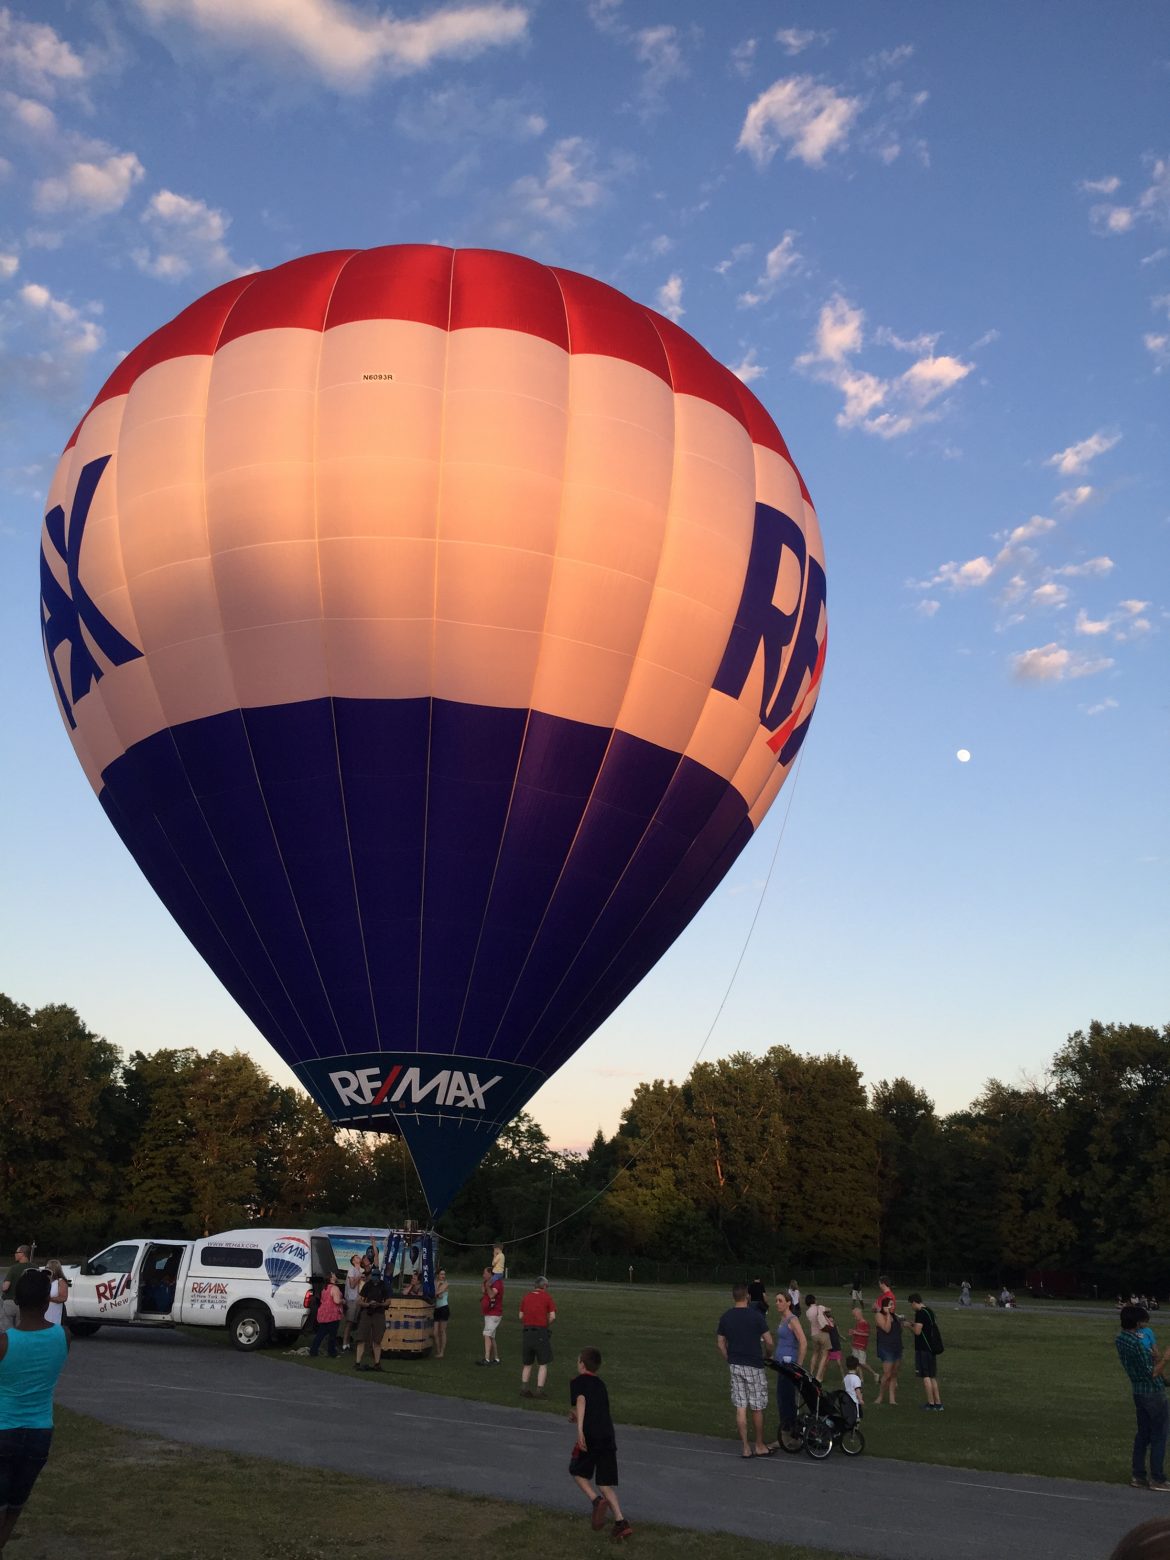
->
[381, 1295, 434, 1358]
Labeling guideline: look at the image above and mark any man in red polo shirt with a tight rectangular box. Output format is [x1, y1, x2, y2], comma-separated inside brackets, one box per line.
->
[518, 1276, 557, 1397]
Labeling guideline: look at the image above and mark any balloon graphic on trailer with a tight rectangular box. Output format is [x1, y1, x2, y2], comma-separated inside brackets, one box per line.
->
[38, 245, 828, 1217]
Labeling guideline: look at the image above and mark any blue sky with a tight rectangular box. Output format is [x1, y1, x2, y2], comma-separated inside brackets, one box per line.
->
[1, 0, 1166, 1148]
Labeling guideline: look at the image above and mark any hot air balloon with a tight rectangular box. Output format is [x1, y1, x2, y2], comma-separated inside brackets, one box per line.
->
[264, 1236, 310, 1295]
[39, 246, 827, 1217]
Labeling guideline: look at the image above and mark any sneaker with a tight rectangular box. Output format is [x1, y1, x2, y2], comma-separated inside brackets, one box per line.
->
[591, 1496, 608, 1531]
[1131, 1477, 1149, 1488]
[1151, 1481, 1170, 1492]
[476, 1359, 490, 1367]
[611, 1520, 633, 1541]
[521, 1388, 534, 1398]
[535, 1389, 546, 1398]
[491, 1358, 501, 1365]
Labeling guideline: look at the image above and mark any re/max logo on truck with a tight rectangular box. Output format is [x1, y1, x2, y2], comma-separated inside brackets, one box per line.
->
[328, 1063, 502, 1112]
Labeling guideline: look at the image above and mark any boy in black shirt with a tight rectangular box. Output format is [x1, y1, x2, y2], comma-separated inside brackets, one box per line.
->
[568, 1347, 631, 1540]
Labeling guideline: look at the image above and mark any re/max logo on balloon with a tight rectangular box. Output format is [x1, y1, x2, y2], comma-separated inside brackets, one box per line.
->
[713, 501, 827, 766]
[328, 1063, 502, 1112]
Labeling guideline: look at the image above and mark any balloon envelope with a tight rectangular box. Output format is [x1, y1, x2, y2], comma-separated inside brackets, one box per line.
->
[39, 246, 827, 1215]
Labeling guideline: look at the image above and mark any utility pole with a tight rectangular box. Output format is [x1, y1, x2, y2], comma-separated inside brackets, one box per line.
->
[542, 1158, 554, 1276]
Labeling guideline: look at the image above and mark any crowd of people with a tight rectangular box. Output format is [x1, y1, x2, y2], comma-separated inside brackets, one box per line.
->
[8, 1232, 1169, 1552]
[718, 1273, 945, 1455]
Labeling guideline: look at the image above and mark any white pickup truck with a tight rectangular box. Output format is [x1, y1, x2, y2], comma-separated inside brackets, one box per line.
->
[62, 1227, 339, 1351]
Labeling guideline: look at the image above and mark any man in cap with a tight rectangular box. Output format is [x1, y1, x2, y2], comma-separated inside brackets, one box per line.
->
[519, 1275, 557, 1397]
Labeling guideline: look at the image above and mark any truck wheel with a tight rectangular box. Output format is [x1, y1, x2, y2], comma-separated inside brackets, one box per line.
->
[67, 1320, 102, 1338]
[229, 1303, 272, 1352]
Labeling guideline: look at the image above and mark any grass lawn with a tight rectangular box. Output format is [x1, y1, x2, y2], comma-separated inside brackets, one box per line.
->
[16, 1408, 846, 1560]
[270, 1281, 1130, 1484]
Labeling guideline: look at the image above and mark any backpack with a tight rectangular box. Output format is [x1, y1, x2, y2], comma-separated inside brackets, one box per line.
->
[921, 1307, 945, 1354]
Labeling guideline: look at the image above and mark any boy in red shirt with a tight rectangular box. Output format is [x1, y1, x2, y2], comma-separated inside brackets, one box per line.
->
[519, 1275, 557, 1397]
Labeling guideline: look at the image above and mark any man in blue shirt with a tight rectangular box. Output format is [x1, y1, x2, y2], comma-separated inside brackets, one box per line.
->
[716, 1284, 775, 1458]
[1116, 1304, 1169, 1491]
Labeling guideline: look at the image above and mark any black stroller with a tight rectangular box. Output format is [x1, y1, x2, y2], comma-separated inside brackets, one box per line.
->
[767, 1360, 865, 1459]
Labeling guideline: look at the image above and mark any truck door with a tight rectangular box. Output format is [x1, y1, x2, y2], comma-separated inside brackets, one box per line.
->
[72, 1241, 146, 1322]
[134, 1243, 188, 1320]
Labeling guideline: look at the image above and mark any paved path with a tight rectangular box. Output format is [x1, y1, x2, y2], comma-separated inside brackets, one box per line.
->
[58, 1329, 1143, 1560]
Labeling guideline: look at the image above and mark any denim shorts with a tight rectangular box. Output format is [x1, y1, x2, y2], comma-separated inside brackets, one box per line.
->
[0, 1427, 53, 1510]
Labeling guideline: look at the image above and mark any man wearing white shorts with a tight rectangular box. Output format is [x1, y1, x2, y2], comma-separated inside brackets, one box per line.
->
[479, 1268, 503, 1364]
[716, 1284, 774, 1458]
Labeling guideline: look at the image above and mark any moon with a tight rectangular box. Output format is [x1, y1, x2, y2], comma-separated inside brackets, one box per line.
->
[956, 749, 971, 763]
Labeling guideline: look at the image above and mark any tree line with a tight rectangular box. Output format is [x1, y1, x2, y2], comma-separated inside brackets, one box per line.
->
[1, 994, 1165, 1290]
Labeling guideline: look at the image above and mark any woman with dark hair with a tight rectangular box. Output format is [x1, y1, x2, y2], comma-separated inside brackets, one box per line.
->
[874, 1294, 904, 1406]
[770, 1290, 807, 1435]
[0, 1268, 69, 1551]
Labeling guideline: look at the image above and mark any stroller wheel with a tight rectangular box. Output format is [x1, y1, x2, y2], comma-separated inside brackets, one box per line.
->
[804, 1422, 834, 1460]
[839, 1427, 865, 1457]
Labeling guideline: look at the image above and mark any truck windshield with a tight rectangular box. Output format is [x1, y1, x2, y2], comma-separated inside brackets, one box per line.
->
[89, 1244, 139, 1275]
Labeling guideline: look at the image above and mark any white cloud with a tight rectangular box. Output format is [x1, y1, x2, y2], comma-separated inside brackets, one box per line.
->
[656, 272, 684, 322]
[395, 88, 545, 143]
[737, 231, 800, 307]
[796, 292, 973, 439]
[1007, 515, 1056, 543]
[634, 24, 687, 112]
[1011, 643, 1114, 682]
[504, 136, 627, 235]
[1080, 174, 1120, 195]
[132, 188, 251, 281]
[1085, 153, 1170, 238]
[1083, 697, 1119, 715]
[916, 599, 940, 618]
[865, 43, 914, 73]
[0, 252, 17, 278]
[34, 150, 144, 215]
[18, 278, 103, 353]
[925, 556, 995, 591]
[134, 0, 529, 90]
[2, 91, 58, 135]
[715, 241, 753, 275]
[1045, 429, 1120, 476]
[728, 347, 764, 384]
[737, 74, 861, 169]
[1075, 600, 1152, 640]
[1055, 557, 1114, 578]
[1075, 609, 1110, 636]
[775, 27, 829, 56]
[1055, 484, 1094, 511]
[730, 38, 756, 77]
[1031, 582, 1069, 608]
[1144, 331, 1170, 370]
[1142, 247, 1170, 266]
[0, 10, 88, 98]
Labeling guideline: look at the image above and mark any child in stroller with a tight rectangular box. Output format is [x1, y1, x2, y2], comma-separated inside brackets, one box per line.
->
[767, 1358, 865, 1459]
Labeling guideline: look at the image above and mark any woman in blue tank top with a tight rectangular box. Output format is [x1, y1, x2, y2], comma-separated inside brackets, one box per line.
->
[0, 1268, 69, 1550]
[771, 1291, 807, 1433]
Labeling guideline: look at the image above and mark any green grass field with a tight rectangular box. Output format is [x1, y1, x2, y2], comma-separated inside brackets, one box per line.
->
[272, 1281, 1131, 1483]
[17, 1409, 842, 1560]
